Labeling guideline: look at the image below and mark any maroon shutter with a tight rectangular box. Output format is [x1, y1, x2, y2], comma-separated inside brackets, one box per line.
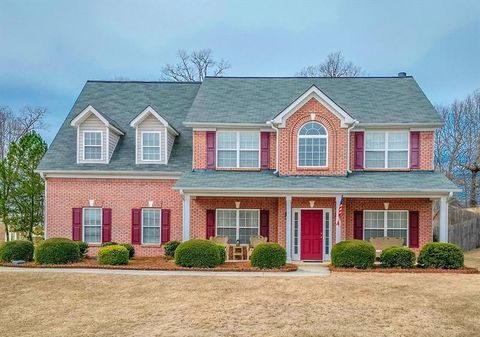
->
[72, 208, 82, 241]
[410, 131, 420, 169]
[206, 131, 216, 169]
[131, 209, 141, 244]
[260, 210, 269, 240]
[354, 132, 364, 170]
[102, 208, 112, 243]
[206, 209, 216, 239]
[409, 211, 419, 248]
[161, 209, 171, 244]
[353, 211, 363, 240]
[260, 132, 270, 169]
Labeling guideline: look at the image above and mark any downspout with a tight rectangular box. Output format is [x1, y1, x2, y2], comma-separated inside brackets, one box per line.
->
[40, 171, 47, 239]
[346, 120, 359, 173]
[266, 121, 279, 174]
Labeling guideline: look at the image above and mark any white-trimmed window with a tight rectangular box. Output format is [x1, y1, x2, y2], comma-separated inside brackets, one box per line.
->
[217, 131, 260, 168]
[364, 210, 408, 245]
[142, 132, 161, 161]
[216, 209, 259, 244]
[142, 209, 161, 244]
[298, 122, 328, 167]
[83, 208, 102, 244]
[365, 131, 408, 168]
[83, 131, 102, 160]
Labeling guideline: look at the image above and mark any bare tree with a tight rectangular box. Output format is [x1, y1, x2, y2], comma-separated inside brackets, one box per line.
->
[161, 49, 231, 82]
[297, 51, 363, 77]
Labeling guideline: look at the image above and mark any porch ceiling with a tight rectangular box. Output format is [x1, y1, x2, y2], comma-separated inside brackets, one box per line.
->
[174, 170, 459, 196]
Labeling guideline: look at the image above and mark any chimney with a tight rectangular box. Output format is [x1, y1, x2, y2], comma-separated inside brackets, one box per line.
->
[398, 72, 407, 77]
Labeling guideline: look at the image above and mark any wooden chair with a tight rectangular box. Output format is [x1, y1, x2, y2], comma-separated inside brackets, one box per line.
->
[369, 237, 404, 257]
[247, 235, 268, 260]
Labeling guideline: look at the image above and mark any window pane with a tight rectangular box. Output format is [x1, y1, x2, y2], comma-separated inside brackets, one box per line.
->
[143, 227, 160, 244]
[387, 151, 408, 168]
[217, 132, 236, 150]
[364, 211, 385, 229]
[239, 210, 259, 228]
[388, 132, 408, 150]
[217, 150, 237, 167]
[364, 229, 384, 241]
[85, 146, 102, 160]
[298, 138, 326, 166]
[387, 211, 408, 246]
[239, 228, 258, 244]
[239, 132, 259, 150]
[299, 122, 326, 136]
[217, 228, 236, 243]
[365, 133, 385, 150]
[83, 208, 101, 243]
[142, 209, 160, 244]
[143, 147, 160, 161]
[142, 133, 160, 147]
[293, 212, 299, 255]
[84, 132, 101, 146]
[365, 151, 385, 168]
[217, 210, 236, 228]
[239, 151, 259, 167]
[84, 226, 101, 243]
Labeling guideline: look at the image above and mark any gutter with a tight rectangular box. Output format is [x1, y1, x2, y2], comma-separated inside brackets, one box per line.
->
[346, 120, 359, 173]
[266, 121, 280, 174]
[35, 170, 184, 179]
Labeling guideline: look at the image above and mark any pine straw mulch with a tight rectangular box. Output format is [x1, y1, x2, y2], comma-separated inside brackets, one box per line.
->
[0, 257, 298, 272]
[329, 264, 479, 274]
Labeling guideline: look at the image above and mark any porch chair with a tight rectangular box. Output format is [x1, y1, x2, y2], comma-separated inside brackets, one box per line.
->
[247, 235, 268, 260]
[210, 236, 229, 260]
[369, 237, 404, 258]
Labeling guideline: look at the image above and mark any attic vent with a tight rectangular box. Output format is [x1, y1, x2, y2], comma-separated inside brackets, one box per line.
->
[398, 72, 407, 77]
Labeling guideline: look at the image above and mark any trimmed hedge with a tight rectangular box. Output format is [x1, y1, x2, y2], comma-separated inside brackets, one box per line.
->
[0, 240, 34, 262]
[331, 240, 375, 269]
[418, 242, 464, 269]
[101, 241, 118, 247]
[216, 244, 226, 264]
[75, 241, 89, 258]
[119, 243, 135, 259]
[175, 239, 221, 268]
[380, 246, 415, 268]
[98, 245, 129, 265]
[35, 238, 80, 264]
[164, 240, 181, 258]
[250, 243, 286, 269]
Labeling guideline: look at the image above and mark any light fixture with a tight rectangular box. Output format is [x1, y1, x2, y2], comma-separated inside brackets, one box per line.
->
[235, 201, 241, 209]
[384, 202, 389, 210]
[309, 200, 315, 208]
[89, 199, 94, 207]
[148, 200, 154, 207]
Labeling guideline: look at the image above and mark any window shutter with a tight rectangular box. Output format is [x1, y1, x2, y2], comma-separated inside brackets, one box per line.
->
[206, 209, 216, 239]
[410, 131, 420, 169]
[161, 209, 171, 244]
[72, 208, 82, 241]
[353, 211, 363, 240]
[260, 210, 269, 240]
[409, 211, 420, 248]
[206, 131, 216, 169]
[260, 132, 270, 169]
[102, 208, 112, 243]
[354, 132, 364, 169]
[131, 209, 141, 244]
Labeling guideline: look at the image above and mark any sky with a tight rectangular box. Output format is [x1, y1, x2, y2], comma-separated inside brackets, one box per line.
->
[1, 0, 479, 143]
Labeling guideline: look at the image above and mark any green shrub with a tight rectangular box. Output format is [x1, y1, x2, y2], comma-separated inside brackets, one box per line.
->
[75, 241, 89, 258]
[119, 243, 135, 259]
[250, 243, 286, 269]
[380, 246, 415, 268]
[164, 240, 181, 258]
[101, 241, 118, 247]
[98, 245, 129, 265]
[418, 242, 464, 269]
[35, 238, 80, 264]
[216, 244, 226, 264]
[0, 240, 34, 262]
[174, 239, 221, 268]
[331, 240, 375, 269]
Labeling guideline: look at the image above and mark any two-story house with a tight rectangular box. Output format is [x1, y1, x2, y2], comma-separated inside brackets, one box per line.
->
[37, 74, 458, 261]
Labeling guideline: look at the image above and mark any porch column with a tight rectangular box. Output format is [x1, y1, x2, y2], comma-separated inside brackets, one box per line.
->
[335, 195, 342, 243]
[439, 196, 449, 242]
[285, 195, 292, 262]
[182, 193, 191, 241]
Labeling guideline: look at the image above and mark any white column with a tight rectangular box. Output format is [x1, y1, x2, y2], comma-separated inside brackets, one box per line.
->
[285, 195, 292, 262]
[335, 195, 342, 244]
[182, 193, 191, 241]
[439, 196, 448, 242]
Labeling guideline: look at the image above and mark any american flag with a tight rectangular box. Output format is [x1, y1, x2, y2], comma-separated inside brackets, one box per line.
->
[336, 195, 344, 226]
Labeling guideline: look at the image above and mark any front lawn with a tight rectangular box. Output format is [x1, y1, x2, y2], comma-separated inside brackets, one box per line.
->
[0, 271, 479, 336]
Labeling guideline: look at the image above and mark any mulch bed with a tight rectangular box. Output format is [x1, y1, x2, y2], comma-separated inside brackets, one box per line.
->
[0, 257, 298, 272]
[329, 264, 479, 274]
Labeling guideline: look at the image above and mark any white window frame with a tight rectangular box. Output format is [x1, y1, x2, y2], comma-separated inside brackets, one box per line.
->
[83, 207, 102, 244]
[141, 131, 162, 162]
[363, 210, 409, 246]
[83, 130, 103, 161]
[141, 208, 162, 245]
[297, 122, 329, 168]
[364, 131, 409, 169]
[216, 131, 261, 168]
[215, 209, 260, 244]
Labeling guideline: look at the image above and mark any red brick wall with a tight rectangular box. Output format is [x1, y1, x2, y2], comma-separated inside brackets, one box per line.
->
[278, 98, 348, 176]
[47, 178, 183, 257]
[193, 131, 207, 169]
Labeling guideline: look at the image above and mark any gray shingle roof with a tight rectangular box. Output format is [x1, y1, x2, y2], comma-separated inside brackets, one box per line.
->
[174, 170, 459, 193]
[38, 81, 201, 172]
[185, 76, 442, 124]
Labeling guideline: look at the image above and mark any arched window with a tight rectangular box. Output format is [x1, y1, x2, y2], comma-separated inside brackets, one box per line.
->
[298, 122, 328, 167]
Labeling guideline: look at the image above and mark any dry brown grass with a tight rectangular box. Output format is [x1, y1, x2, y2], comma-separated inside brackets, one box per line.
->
[0, 271, 479, 337]
[465, 248, 480, 269]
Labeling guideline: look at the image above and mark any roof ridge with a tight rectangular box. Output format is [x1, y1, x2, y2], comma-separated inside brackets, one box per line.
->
[86, 80, 202, 84]
[204, 76, 414, 79]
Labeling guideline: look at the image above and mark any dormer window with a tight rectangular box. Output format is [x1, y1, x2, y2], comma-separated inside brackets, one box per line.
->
[141, 132, 161, 161]
[84, 131, 103, 161]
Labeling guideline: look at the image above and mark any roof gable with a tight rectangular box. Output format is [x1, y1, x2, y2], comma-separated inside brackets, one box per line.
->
[130, 106, 179, 135]
[70, 105, 125, 135]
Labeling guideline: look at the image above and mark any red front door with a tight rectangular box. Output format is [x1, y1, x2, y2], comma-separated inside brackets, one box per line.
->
[301, 210, 323, 260]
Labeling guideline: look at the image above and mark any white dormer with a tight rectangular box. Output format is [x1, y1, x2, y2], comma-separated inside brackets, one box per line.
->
[130, 106, 179, 165]
[70, 105, 124, 164]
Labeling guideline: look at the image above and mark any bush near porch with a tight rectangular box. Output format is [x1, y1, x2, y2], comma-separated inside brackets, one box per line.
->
[98, 245, 129, 265]
[175, 239, 223, 268]
[380, 246, 416, 268]
[35, 238, 81, 264]
[250, 243, 286, 269]
[418, 242, 464, 269]
[331, 240, 375, 269]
